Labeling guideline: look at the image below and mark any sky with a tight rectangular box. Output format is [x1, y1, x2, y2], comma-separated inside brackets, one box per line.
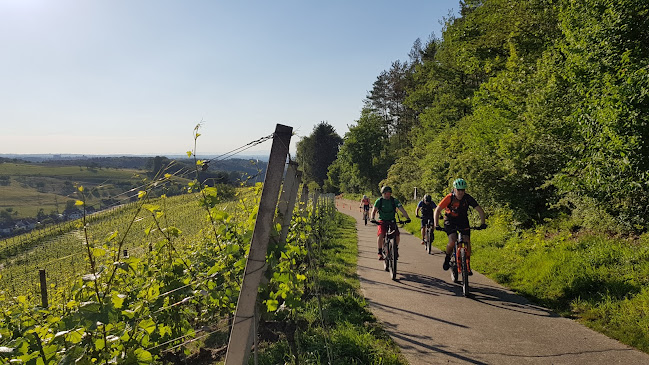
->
[0, 0, 459, 157]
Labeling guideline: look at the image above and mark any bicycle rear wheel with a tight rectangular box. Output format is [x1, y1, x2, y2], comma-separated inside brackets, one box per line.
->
[460, 249, 470, 297]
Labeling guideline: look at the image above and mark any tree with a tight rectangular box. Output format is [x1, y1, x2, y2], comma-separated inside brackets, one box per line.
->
[325, 109, 395, 194]
[296, 122, 343, 187]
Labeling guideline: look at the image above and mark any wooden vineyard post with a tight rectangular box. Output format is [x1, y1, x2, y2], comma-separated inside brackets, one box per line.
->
[39, 269, 48, 308]
[276, 162, 301, 245]
[299, 184, 309, 218]
[225, 124, 292, 365]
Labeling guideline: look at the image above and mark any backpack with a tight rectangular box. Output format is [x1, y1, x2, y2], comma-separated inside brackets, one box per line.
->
[378, 197, 397, 213]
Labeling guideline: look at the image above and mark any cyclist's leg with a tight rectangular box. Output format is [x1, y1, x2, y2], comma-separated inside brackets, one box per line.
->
[420, 218, 427, 244]
[443, 221, 457, 270]
[377, 222, 386, 259]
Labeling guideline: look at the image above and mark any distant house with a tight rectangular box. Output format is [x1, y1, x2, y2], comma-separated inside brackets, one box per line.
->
[0, 222, 12, 236]
[14, 218, 37, 231]
[63, 209, 83, 220]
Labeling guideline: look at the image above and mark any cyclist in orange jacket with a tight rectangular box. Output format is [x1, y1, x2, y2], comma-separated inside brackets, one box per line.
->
[433, 178, 486, 275]
[360, 195, 371, 213]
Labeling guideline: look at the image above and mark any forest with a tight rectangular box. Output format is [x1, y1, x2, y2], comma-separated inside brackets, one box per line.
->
[313, 0, 649, 233]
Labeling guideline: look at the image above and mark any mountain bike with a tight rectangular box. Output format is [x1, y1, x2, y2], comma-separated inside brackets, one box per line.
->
[445, 226, 484, 297]
[361, 206, 369, 225]
[372, 219, 406, 280]
[417, 216, 434, 255]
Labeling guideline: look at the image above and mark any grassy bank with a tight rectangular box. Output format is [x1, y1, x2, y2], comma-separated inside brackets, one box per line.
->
[398, 200, 649, 354]
[256, 212, 407, 364]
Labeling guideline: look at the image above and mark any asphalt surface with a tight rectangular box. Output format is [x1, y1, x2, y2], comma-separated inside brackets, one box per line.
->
[336, 199, 649, 365]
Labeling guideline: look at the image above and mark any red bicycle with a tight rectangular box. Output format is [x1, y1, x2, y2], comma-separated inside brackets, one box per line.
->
[447, 226, 484, 297]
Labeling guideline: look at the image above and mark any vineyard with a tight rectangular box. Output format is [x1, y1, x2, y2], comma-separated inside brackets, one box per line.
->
[0, 177, 336, 363]
[0, 125, 343, 364]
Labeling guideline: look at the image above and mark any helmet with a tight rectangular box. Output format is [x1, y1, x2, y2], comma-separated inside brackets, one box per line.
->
[453, 178, 467, 189]
[363, 195, 367, 199]
[381, 186, 392, 194]
[424, 194, 432, 202]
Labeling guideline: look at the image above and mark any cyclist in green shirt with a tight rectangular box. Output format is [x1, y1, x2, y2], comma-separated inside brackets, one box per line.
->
[371, 186, 411, 260]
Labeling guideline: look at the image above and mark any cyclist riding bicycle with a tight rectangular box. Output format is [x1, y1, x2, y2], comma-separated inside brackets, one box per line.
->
[433, 178, 486, 275]
[416, 194, 437, 245]
[360, 195, 371, 213]
[371, 186, 411, 260]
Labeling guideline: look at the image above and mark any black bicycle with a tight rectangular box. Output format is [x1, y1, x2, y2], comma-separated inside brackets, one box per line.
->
[372, 219, 406, 280]
[442, 226, 485, 297]
[417, 216, 435, 255]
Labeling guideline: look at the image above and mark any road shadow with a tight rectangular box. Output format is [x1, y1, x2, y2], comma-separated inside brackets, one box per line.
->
[468, 284, 559, 318]
[378, 321, 489, 365]
[358, 269, 459, 297]
[367, 301, 469, 329]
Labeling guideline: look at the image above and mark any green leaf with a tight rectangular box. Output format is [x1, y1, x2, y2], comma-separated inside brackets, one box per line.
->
[94, 338, 105, 350]
[111, 292, 126, 309]
[67, 329, 84, 344]
[265, 299, 279, 312]
[135, 348, 153, 364]
[138, 318, 156, 335]
[92, 248, 106, 257]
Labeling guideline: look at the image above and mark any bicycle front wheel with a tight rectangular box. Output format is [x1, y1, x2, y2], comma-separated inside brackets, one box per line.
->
[460, 249, 470, 297]
[390, 239, 397, 280]
[383, 241, 390, 272]
[426, 228, 432, 254]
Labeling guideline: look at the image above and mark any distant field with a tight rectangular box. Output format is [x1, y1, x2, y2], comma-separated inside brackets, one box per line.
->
[0, 162, 166, 218]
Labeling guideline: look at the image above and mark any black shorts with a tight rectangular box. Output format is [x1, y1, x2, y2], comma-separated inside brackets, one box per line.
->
[420, 217, 433, 228]
[363, 205, 370, 211]
[444, 219, 470, 237]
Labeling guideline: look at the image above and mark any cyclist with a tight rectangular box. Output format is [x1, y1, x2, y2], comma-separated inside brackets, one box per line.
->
[433, 178, 486, 275]
[416, 194, 437, 245]
[371, 186, 411, 260]
[360, 195, 371, 215]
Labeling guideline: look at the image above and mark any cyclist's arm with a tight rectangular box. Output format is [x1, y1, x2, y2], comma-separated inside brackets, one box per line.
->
[433, 205, 443, 227]
[397, 206, 410, 220]
[415, 206, 421, 216]
[371, 206, 378, 221]
[475, 205, 486, 225]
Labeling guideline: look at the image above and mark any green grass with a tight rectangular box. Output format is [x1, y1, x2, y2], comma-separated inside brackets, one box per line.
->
[255, 213, 408, 365]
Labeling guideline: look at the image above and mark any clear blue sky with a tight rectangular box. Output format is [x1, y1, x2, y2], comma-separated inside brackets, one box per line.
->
[0, 0, 459, 156]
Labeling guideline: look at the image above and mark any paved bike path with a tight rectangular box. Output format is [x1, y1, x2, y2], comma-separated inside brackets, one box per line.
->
[336, 199, 649, 364]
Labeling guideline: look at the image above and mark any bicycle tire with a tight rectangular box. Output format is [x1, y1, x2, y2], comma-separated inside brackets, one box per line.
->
[426, 227, 432, 254]
[390, 239, 397, 280]
[450, 260, 458, 283]
[383, 240, 389, 272]
[460, 248, 470, 297]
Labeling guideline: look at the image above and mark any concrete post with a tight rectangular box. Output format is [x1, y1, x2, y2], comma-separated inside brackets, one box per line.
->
[225, 124, 292, 365]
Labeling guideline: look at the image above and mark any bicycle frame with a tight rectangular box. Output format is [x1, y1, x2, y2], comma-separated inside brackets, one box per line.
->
[448, 227, 483, 297]
[373, 219, 404, 281]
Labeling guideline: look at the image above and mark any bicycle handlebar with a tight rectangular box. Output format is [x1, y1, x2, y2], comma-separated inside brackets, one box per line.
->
[370, 219, 409, 225]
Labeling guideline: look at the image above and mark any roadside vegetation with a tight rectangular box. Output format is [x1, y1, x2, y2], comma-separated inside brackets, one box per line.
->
[256, 213, 407, 365]
[397, 201, 649, 353]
